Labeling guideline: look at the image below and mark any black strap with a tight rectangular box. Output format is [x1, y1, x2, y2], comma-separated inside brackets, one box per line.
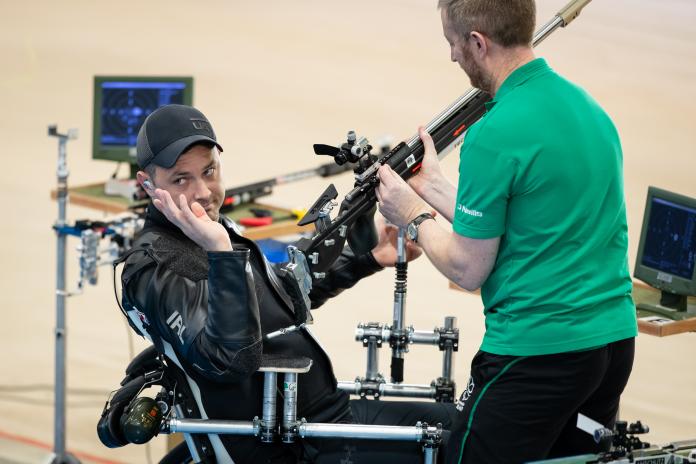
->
[277, 270, 312, 326]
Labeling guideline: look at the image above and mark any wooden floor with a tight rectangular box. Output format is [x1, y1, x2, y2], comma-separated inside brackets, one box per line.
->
[0, 0, 694, 462]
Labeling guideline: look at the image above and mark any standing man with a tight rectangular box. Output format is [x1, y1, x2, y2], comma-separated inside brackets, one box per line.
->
[375, 0, 637, 462]
[120, 104, 456, 463]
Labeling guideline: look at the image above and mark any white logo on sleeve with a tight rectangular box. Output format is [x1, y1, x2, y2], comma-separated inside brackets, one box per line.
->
[457, 204, 483, 217]
[166, 311, 186, 344]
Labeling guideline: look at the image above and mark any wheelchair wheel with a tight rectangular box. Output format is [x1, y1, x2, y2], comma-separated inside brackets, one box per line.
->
[158, 441, 194, 464]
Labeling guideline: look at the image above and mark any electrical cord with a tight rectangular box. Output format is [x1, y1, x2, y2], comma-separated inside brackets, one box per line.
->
[111, 162, 122, 179]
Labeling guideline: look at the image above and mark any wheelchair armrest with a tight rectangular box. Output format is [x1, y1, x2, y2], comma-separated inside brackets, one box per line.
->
[258, 354, 313, 374]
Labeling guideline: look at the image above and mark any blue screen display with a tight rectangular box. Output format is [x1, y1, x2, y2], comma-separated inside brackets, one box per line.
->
[641, 197, 696, 279]
[100, 81, 187, 146]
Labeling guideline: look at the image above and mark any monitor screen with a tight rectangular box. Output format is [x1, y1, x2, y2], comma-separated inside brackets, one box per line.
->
[640, 197, 696, 280]
[634, 186, 696, 305]
[92, 76, 193, 166]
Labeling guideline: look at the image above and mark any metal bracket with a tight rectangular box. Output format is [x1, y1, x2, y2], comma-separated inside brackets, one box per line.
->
[284, 246, 313, 317]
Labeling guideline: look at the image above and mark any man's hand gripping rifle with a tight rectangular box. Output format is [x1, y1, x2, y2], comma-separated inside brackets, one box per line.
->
[278, 87, 490, 319]
[278, 0, 593, 321]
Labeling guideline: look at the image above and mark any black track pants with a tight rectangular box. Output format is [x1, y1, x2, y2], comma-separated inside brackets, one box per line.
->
[444, 337, 635, 464]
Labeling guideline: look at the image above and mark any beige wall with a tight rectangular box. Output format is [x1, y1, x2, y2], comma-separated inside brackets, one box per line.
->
[0, 0, 694, 462]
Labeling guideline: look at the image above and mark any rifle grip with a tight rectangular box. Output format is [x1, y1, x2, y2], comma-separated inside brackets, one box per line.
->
[347, 204, 378, 255]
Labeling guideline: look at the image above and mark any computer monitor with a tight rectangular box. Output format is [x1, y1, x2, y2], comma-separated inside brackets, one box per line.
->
[92, 76, 193, 174]
[634, 186, 696, 318]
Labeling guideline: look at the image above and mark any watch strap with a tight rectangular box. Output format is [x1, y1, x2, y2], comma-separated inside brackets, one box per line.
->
[408, 212, 435, 243]
[411, 212, 434, 227]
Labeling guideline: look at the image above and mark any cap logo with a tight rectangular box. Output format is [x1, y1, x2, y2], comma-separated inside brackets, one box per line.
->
[191, 118, 212, 132]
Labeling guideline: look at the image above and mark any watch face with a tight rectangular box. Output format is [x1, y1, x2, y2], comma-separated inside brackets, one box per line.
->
[407, 223, 417, 241]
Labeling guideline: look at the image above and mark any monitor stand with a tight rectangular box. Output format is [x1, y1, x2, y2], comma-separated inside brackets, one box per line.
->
[636, 290, 694, 321]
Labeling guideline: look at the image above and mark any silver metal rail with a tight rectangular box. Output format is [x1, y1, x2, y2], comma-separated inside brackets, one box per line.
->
[337, 380, 436, 398]
[169, 418, 259, 436]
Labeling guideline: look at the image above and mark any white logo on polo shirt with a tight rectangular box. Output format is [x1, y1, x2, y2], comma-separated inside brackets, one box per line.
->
[457, 204, 483, 217]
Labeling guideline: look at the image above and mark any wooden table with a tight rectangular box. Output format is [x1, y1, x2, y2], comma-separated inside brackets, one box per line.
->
[448, 281, 696, 337]
[634, 283, 696, 337]
[50, 181, 314, 240]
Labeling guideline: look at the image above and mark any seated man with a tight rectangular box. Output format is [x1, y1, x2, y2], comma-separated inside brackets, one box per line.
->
[119, 104, 456, 463]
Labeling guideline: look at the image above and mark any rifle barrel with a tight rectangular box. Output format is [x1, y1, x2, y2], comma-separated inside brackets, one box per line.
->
[405, 0, 593, 161]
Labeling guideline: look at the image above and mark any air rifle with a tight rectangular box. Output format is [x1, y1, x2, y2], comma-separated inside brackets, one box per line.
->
[128, 159, 360, 212]
[220, 160, 357, 213]
[220, 139, 394, 212]
[279, 0, 593, 314]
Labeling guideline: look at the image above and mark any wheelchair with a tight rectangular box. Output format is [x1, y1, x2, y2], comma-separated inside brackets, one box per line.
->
[98, 344, 444, 464]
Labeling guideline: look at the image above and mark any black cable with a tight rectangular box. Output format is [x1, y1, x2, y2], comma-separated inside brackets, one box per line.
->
[111, 161, 122, 179]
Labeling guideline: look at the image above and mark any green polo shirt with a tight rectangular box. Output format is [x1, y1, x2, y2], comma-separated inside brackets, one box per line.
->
[454, 58, 637, 356]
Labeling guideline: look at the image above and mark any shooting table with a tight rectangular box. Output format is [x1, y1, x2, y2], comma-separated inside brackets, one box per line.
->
[50, 181, 313, 240]
[633, 282, 696, 337]
[448, 281, 696, 337]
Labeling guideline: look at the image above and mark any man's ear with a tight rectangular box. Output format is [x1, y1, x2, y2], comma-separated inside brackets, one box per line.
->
[469, 31, 487, 58]
[136, 171, 155, 198]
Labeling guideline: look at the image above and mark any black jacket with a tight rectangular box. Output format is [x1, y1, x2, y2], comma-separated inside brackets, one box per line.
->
[120, 205, 382, 426]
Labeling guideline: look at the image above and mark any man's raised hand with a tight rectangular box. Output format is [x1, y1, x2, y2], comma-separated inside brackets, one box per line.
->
[152, 189, 232, 252]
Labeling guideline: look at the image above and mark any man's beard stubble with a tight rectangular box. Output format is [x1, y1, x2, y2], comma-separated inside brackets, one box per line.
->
[461, 47, 493, 94]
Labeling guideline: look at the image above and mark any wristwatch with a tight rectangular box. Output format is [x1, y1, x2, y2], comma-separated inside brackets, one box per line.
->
[406, 212, 435, 243]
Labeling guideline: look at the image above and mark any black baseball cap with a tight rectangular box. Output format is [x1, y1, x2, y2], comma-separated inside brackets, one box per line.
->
[136, 104, 223, 169]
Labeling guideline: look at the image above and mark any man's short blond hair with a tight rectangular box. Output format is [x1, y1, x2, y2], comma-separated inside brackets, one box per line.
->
[438, 0, 535, 47]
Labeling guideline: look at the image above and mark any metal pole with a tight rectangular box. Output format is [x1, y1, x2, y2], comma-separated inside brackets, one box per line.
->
[336, 380, 436, 399]
[173, 405, 203, 463]
[168, 418, 258, 436]
[423, 445, 438, 464]
[380, 383, 435, 399]
[54, 134, 68, 461]
[299, 423, 423, 441]
[49, 126, 79, 464]
[282, 372, 298, 443]
[390, 228, 408, 383]
[169, 419, 442, 447]
[356, 324, 390, 341]
[261, 371, 277, 443]
[393, 228, 407, 332]
[409, 330, 440, 345]
[356, 326, 442, 346]
[366, 340, 379, 381]
[442, 317, 455, 381]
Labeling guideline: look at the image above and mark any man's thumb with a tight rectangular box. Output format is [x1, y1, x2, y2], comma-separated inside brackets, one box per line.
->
[418, 126, 436, 159]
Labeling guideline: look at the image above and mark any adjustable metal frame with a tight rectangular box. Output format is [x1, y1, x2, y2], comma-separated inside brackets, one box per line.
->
[163, 357, 443, 464]
[337, 228, 459, 401]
